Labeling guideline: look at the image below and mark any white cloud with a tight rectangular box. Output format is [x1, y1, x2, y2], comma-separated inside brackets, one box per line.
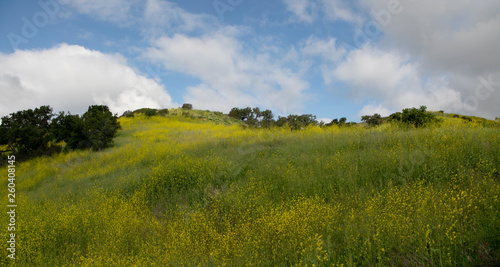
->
[358, 0, 500, 118]
[144, 31, 309, 114]
[357, 103, 392, 117]
[142, 0, 218, 37]
[300, 36, 346, 62]
[0, 44, 174, 117]
[282, 0, 361, 24]
[332, 45, 463, 115]
[282, 0, 317, 23]
[318, 118, 333, 124]
[319, 0, 363, 25]
[60, 0, 218, 37]
[332, 45, 417, 98]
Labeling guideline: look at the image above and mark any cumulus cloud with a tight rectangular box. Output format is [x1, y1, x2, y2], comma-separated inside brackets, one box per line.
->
[331, 45, 462, 115]
[282, 0, 362, 24]
[60, 0, 218, 37]
[282, 0, 317, 23]
[0, 44, 174, 117]
[300, 36, 346, 62]
[142, 0, 218, 37]
[319, 0, 363, 25]
[332, 45, 417, 98]
[144, 31, 309, 115]
[357, 0, 500, 118]
[357, 103, 392, 118]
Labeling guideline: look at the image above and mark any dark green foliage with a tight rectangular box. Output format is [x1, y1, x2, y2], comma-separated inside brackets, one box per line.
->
[144, 109, 157, 117]
[51, 112, 89, 149]
[361, 113, 383, 127]
[260, 109, 275, 128]
[328, 119, 339, 126]
[389, 112, 402, 122]
[229, 107, 253, 121]
[389, 106, 437, 127]
[339, 117, 347, 125]
[182, 103, 193, 110]
[52, 106, 120, 151]
[229, 107, 275, 128]
[0, 105, 54, 155]
[286, 114, 317, 130]
[81, 105, 121, 151]
[157, 109, 169, 116]
[275, 116, 288, 127]
[229, 107, 320, 130]
[1, 104, 121, 158]
[326, 117, 356, 127]
[121, 110, 134, 117]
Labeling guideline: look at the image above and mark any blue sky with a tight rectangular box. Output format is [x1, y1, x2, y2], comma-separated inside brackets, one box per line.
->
[1, 0, 499, 121]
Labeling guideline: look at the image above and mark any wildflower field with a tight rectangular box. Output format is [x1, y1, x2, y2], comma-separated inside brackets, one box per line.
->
[1, 112, 499, 266]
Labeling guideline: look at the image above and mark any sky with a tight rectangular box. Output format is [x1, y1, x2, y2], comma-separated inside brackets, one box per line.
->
[0, 0, 499, 122]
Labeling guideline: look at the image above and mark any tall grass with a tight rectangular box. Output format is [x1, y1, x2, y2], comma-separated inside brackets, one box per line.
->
[1, 115, 499, 266]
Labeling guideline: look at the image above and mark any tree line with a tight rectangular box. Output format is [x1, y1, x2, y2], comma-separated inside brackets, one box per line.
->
[361, 106, 438, 128]
[230, 105, 440, 129]
[0, 105, 120, 160]
[228, 107, 357, 130]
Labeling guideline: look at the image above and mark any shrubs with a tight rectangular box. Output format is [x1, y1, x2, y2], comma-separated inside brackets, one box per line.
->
[0, 105, 54, 155]
[182, 103, 193, 110]
[144, 109, 157, 117]
[121, 110, 134, 117]
[81, 105, 121, 150]
[389, 106, 438, 128]
[325, 117, 356, 127]
[52, 112, 88, 149]
[279, 114, 317, 130]
[229, 107, 276, 128]
[157, 109, 170, 116]
[54, 105, 121, 151]
[229, 107, 319, 129]
[361, 113, 383, 127]
[0, 105, 120, 157]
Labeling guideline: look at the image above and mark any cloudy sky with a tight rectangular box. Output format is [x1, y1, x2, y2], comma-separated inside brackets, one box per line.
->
[1, 0, 499, 121]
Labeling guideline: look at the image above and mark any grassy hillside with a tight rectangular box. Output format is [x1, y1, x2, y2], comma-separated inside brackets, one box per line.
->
[1, 112, 499, 266]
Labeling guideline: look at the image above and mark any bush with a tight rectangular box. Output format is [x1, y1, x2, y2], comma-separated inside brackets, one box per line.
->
[144, 109, 157, 117]
[82, 105, 121, 151]
[51, 112, 88, 150]
[182, 103, 193, 110]
[389, 106, 437, 128]
[0, 105, 54, 155]
[157, 109, 170, 116]
[361, 113, 383, 127]
[229, 107, 275, 128]
[121, 110, 134, 117]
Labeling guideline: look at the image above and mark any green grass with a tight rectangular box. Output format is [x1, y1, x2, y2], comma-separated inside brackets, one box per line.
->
[1, 113, 499, 266]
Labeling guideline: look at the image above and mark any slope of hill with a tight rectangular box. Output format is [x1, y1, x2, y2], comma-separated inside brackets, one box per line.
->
[1, 112, 499, 266]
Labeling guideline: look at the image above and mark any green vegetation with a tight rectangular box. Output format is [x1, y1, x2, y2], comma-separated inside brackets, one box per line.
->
[361, 113, 383, 127]
[182, 103, 193, 110]
[388, 106, 439, 128]
[1, 105, 120, 156]
[1, 109, 499, 266]
[0, 106, 54, 155]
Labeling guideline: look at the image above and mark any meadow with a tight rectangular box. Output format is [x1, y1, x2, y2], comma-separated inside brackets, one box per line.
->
[1, 111, 499, 266]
